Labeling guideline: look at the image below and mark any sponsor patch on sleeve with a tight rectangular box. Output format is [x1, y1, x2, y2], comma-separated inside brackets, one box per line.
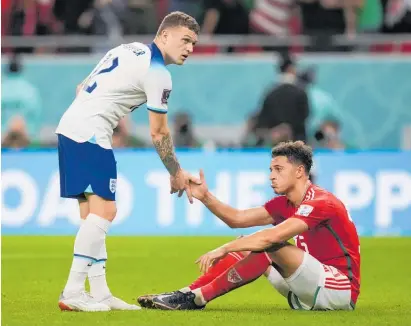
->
[161, 89, 171, 104]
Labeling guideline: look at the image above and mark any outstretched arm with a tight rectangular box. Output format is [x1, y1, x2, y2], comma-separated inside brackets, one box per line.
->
[193, 170, 274, 228]
[202, 192, 274, 228]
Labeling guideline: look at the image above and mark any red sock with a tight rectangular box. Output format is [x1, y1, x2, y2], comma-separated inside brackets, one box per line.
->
[200, 252, 271, 302]
[189, 252, 245, 290]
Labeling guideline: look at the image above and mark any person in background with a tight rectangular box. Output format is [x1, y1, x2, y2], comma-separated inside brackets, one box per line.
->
[2, 54, 43, 143]
[173, 112, 201, 148]
[314, 119, 355, 150]
[202, 0, 249, 52]
[169, 0, 203, 20]
[1, 115, 46, 149]
[381, 0, 411, 34]
[249, 0, 297, 53]
[253, 54, 310, 146]
[112, 117, 146, 148]
[297, 67, 343, 144]
[2, 116, 31, 149]
[298, 0, 363, 52]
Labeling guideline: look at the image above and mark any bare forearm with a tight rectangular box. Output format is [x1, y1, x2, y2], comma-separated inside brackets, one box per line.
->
[222, 230, 274, 252]
[202, 192, 240, 227]
[202, 9, 219, 34]
[152, 132, 181, 176]
[344, 1, 359, 35]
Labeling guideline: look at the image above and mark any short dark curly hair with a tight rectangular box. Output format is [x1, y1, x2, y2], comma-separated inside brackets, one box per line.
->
[157, 11, 200, 36]
[271, 141, 313, 175]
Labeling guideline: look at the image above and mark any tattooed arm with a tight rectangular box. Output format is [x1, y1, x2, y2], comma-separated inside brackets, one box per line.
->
[152, 132, 181, 177]
[148, 111, 181, 176]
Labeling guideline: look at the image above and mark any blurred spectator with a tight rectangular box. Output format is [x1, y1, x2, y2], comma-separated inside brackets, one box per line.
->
[298, 0, 362, 52]
[168, 0, 203, 20]
[53, 0, 94, 34]
[314, 119, 352, 150]
[172, 112, 201, 148]
[249, 0, 297, 52]
[381, 0, 411, 33]
[1, 116, 43, 149]
[112, 117, 146, 148]
[250, 54, 310, 146]
[90, 0, 124, 37]
[357, 0, 383, 33]
[2, 54, 43, 141]
[4, 0, 60, 53]
[121, 0, 157, 35]
[202, 0, 250, 36]
[297, 67, 343, 143]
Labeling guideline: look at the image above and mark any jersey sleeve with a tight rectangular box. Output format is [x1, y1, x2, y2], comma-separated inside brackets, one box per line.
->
[263, 197, 285, 225]
[294, 200, 332, 229]
[142, 67, 172, 114]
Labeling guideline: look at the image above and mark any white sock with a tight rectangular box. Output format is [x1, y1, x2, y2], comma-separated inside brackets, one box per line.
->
[192, 289, 207, 306]
[89, 241, 112, 301]
[63, 214, 111, 297]
[179, 287, 191, 293]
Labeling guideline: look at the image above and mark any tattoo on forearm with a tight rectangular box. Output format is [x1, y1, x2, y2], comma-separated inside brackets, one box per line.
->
[153, 133, 180, 176]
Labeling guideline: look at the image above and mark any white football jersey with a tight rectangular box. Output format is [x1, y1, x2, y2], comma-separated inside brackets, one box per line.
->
[56, 42, 172, 149]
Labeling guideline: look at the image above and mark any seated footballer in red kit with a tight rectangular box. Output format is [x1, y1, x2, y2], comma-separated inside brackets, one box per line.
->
[137, 141, 361, 311]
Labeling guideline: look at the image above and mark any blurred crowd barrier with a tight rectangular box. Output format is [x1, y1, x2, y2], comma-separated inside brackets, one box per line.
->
[2, 149, 411, 236]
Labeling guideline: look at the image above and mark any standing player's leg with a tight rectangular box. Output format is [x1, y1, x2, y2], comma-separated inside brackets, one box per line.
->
[70, 198, 112, 306]
[57, 133, 110, 312]
[58, 194, 112, 312]
[57, 135, 139, 311]
[84, 194, 140, 310]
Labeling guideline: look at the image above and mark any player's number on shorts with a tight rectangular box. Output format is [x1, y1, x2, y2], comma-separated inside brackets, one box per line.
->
[85, 57, 119, 94]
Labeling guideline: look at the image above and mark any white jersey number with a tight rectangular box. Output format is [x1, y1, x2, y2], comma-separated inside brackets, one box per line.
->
[85, 57, 119, 93]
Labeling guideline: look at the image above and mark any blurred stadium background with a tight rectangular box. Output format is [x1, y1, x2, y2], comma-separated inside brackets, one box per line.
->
[1, 0, 411, 324]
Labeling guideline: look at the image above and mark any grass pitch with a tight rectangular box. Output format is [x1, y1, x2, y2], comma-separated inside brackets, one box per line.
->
[2, 236, 410, 326]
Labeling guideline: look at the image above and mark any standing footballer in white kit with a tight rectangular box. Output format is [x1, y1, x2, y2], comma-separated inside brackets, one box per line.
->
[55, 11, 201, 312]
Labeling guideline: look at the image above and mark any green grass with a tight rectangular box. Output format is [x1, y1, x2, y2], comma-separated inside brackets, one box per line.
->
[2, 236, 411, 326]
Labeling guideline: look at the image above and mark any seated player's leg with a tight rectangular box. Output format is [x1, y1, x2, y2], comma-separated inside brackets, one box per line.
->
[150, 242, 352, 311]
[265, 245, 352, 311]
[151, 250, 274, 310]
[137, 251, 246, 308]
[265, 264, 290, 298]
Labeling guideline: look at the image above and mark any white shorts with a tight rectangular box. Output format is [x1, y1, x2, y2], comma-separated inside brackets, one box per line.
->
[266, 252, 355, 311]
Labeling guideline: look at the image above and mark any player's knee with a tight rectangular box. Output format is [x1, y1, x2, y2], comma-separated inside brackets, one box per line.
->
[87, 194, 117, 221]
[99, 202, 117, 221]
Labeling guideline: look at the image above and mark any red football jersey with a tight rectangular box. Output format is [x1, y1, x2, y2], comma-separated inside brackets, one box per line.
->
[264, 184, 361, 304]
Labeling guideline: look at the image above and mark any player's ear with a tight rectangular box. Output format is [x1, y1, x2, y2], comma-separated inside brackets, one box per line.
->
[159, 29, 168, 44]
[296, 165, 305, 179]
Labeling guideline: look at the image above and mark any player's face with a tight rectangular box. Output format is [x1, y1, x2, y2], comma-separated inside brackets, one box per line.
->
[269, 156, 299, 195]
[164, 27, 198, 65]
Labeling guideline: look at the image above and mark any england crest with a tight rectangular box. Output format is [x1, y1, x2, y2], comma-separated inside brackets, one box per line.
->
[109, 178, 117, 193]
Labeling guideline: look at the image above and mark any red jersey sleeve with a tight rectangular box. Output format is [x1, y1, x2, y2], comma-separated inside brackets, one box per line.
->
[264, 197, 286, 225]
[294, 199, 332, 229]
